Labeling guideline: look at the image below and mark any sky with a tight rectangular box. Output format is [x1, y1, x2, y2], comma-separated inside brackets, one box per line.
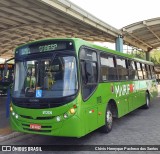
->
[69, 0, 160, 51]
[69, 0, 159, 29]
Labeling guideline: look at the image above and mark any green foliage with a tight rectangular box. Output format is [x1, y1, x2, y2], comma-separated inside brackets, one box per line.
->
[131, 50, 145, 60]
[131, 49, 160, 64]
[150, 49, 160, 64]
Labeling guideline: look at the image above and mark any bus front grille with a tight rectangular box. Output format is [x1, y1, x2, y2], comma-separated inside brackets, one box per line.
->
[22, 124, 52, 133]
[22, 124, 52, 128]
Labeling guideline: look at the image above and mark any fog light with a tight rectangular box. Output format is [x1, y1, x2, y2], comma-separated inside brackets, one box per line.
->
[15, 114, 19, 119]
[56, 116, 61, 122]
[12, 112, 15, 116]
[70, 108, 75, 114]
[64, 113, 68, 119]
[10, 106, 13, 112]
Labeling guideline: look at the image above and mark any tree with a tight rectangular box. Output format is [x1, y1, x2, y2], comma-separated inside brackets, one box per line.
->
[150, 49, 160, 65]
[131, 49, 160, 64]
[131, 50, 145, 60]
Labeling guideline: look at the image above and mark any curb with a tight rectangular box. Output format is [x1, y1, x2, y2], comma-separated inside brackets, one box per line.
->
[0, 132, 26, 142]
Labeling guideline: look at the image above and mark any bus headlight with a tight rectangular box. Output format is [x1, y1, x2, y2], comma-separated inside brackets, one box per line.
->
[63, 113, 68, 119]
[12, 112, 15, 116]
[56, 116, 61, 122]
[15, 114, 19, 119]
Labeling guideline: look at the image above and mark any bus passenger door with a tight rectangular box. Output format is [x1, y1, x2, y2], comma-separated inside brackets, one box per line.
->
[128, 61, 140, 111]
[128, 81, 139, 111]
[81, 61, 98, 133]
[80, 48, 99, 134]
[114, 83, 129, 117]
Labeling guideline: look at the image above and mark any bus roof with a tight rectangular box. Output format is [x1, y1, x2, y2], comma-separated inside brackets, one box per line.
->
[74, 38, 154, 65]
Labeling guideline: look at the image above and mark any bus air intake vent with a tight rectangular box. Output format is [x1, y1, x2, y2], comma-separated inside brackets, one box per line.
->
[23, 128, 51, 133]
[20, 115, 33, 119]
[36, 116, 54, 120]
[20, 115, 54, 120]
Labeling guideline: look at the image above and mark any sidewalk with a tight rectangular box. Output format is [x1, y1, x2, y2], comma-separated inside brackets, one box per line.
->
[0, 96, 25, 142]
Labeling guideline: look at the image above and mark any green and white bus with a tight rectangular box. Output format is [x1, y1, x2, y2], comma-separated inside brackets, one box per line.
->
[10, 38, 158, 137]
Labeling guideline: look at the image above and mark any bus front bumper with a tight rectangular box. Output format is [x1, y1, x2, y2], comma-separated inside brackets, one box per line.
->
[10, 113, 84, 138]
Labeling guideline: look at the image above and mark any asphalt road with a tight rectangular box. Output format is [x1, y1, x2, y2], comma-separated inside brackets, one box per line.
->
[0, 89, 160, 154]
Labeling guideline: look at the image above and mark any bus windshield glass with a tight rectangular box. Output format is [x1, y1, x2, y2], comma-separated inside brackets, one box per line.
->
[13, 55, 78, 98]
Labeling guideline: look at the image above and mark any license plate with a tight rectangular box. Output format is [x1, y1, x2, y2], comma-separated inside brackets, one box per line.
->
[30, 124, 41, 130]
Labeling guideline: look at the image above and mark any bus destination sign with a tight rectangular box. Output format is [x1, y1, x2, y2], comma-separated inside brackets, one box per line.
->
[16, 40, 74, 56]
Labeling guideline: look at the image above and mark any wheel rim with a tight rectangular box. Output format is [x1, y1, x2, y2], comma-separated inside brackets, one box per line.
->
[146, 96, 149, 107]
[106, 110, 112, 129]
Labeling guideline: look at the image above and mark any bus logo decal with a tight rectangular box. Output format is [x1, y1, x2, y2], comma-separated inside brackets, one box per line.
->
[115, 84, 137, 97]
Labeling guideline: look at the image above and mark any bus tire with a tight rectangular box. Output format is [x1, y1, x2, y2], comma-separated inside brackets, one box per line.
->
[100, 104, 113, 133]
[142, 93, 150, 109]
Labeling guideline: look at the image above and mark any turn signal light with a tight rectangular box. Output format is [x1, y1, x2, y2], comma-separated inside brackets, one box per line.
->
[73, 104, 77, 108]
[10, 106, 13, 112]
[70, 108, 75, 114]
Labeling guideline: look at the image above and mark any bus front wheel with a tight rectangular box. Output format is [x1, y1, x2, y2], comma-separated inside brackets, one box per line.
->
[100, 104, 113, 133]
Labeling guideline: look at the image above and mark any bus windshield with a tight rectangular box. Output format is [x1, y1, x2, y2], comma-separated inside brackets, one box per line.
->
[13, 55, 78, 98]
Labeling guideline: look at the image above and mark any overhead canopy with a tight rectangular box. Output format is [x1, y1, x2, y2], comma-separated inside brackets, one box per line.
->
[122, 17, 160, 51]
[0, 0, 121, 58]
[0, 0, 160, 59]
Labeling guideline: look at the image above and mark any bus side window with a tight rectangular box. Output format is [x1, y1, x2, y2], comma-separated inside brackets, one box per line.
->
[147, 65, 151, 79]
[100, 53, 117, 81]
[142, 63, 147, 79]
[145, 64, 149, 79]
[136, 62, 143, 80]
[150, 65, 156, 79]
[80, 48, 98, 100]
[128, 60, 136, 80]
[116, 57, 128, 80]
[149, 65, 152, 79]
[133, 61, 138, 80]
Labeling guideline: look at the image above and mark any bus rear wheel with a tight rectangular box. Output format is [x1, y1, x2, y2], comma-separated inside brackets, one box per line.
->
[100, 104, 113, 133]
[142, 93, 150, 109]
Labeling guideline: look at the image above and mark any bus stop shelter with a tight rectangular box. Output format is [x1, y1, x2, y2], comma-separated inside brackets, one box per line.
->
[122, 17, 160, 60]
[1, 0, 160, 60]
[0, 0, 121, 59]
